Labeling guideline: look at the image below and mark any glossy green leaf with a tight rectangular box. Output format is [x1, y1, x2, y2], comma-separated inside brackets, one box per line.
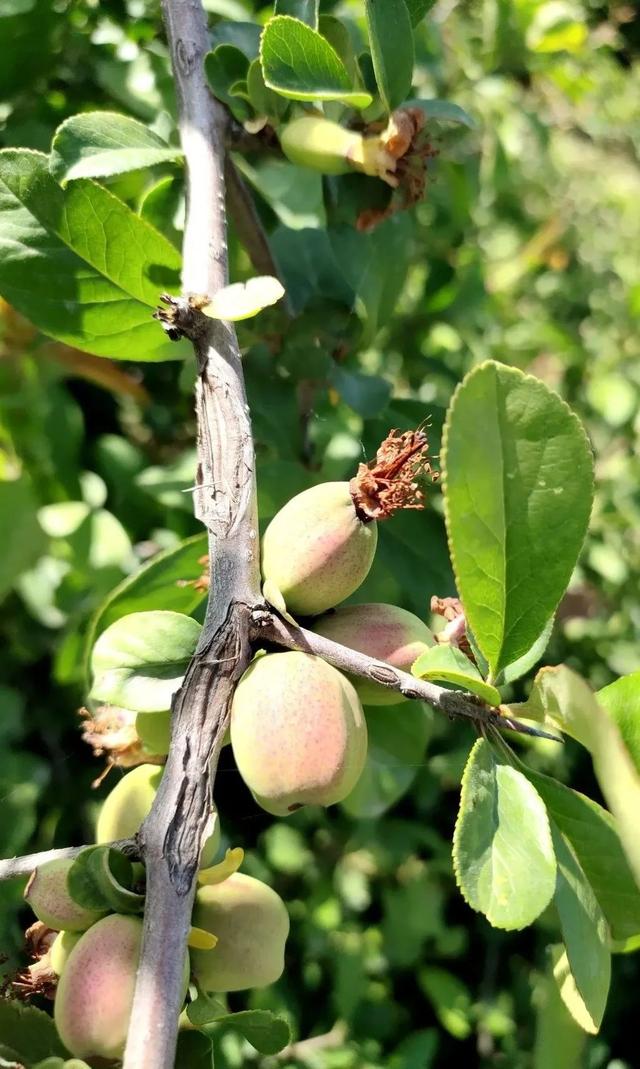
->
[512, 666, 640, 890]
[90, 609, 201, 711]
[404, 0, 437, 25]
[597, 672, 640, 772]
[260, 16, 372, 108]
[201, 276, 285, 321]
[186, 991, 227, 1027]
[412, 645, 502, 706]
[0, 150, 186, 361]
[453, 739, 556, 929]
[204, 45, 251, 121]
[526, 768, 640, 942]
[246, 59, 288, 118]
[407, 98, 475, 128]
[497, 616, 554, 686]
[139, 175, 183, 246]
[87, 533, 208, 648]
[551, 827, 610, 1032]
[204, 1009, 291, 1054]
[551, 945, 600, 1036]
[50, 112, 182, 183]
[365, 0, 414, 112]
[342, 702, 432, 819]
[442, 362, 593, 676]
[0, 1001, 67, 1063]
[274, 0, 318, 27]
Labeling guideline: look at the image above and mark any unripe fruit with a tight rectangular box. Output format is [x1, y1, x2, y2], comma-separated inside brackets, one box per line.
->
[191, 873, 289, 992]
[314, 603, 435, 705]
[54, 915, 190, 1060]
[135, 710, 171, 756]
[24, 859, 104, 932]
[96, 764, 220, 867]
[279, 116, 397, 184]
[261, 482, 377, 617]
[231, 652, 367, 815]
[50, 930, 82, 975]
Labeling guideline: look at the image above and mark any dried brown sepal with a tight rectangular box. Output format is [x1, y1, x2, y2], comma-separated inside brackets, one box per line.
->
[9, 923, 58, 1001]
[176, 553, 210, 593]
[430, 595, 475, 663]
[350, 428, 438, 522]
[79, 705, 164, 786]
[357, 108, 439, 232]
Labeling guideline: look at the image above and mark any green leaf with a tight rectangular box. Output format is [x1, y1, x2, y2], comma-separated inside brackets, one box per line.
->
[87, 533, 208, 650]
[511, 666, 640, 891]
[597, 672, 640, 772]
[497, 616, 554, 686]
[533, 954, 587, 1069]
[246, 60, 288, 119]
[50, 112, 183, 183]
[0, 150, 186, 362]
[341, 702, 432, 819]
[551, 945, 600, 1036]
[526, 768, 640, 942]
[139, 175, 183, 247]
[0, 1001, 67, 1063]
[419, 968, 473, 1040]
[260, 16, 372, 108]
[204, 45, 251, 122]
[67, 845, 144, 914]
[407, 98, 475, 128]
[453, 739, 556, 929]
[274, 0, 318, 27]
[205, 1009, 291, 1055]
[0, 474, 47, 604]
[174, 1031, 214, 1068]
[186, 991, 227, 1027]
[365, 0, 414, 112]
[551, 827, 610, 1033]
[329, 365, 392, 418]
[201, 276, 285, 321]
[90, 609, 201, 711]
[412, 645, 502, 706]
[404, 0, 437, 25]
[442, 362, 593, 677]
[328, 215, 412, 341]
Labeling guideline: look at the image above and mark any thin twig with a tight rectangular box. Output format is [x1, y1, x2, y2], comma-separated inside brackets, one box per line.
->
[254, 610, 562, 742]
[0, 840, 137, 883]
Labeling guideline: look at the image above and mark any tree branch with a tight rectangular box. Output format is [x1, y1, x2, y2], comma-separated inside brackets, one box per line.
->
[0, 840, 137, 883]
[253, 610, 562, 742]
[123, 2, 261, 1067]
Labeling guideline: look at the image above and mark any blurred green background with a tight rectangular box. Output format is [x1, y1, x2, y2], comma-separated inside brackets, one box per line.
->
[1, 0, 639, 1065]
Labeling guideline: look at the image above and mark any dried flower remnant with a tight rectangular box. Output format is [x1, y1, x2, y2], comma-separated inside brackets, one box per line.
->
[10, 922, 58, 1001]
[431, 595, 475, 663]
[80, 705, 164, 786]
[350, 428, 438, 522]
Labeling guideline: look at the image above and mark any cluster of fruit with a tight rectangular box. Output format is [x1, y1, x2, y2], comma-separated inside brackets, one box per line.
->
[20, 767, 289, 1060]
[17, 443, 436, 1059]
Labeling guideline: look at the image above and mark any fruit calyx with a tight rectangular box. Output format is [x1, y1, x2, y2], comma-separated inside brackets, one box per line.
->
[10, 922, 58, 1001]
[431, 595, 475, 663]
[349, 428, 438, 522]
[80, 704, 164, 785]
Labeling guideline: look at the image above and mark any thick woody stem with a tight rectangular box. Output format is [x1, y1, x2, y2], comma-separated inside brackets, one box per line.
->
[122, 2, 261, 1067]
